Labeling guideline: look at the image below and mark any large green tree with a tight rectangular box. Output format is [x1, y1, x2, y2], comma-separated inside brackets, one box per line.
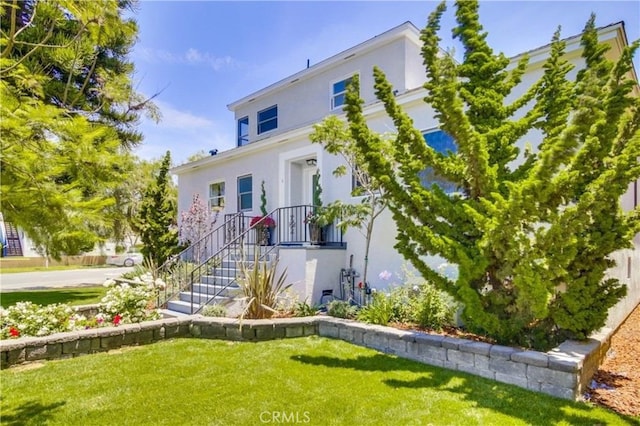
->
[343, 1, 640, 349]
[133, 151, 180, 266]
[0, 0, 158, 258]
[107, 156, 166, 249]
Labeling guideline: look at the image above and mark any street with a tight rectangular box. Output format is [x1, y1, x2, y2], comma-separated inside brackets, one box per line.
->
[0, 267, 134, 291]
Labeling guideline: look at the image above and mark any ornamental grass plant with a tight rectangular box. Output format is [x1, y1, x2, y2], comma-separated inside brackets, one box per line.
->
[238, 258, 291, 319]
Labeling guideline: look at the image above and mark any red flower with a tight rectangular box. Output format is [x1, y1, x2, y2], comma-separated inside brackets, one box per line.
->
[9, 327, 20, 338]
[250, 216, 276, 228]
[113, 314, 122, 326]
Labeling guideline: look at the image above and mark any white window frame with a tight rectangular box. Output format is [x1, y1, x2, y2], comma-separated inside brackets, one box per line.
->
[237, 174, 253, 212]
[237, 116, 249, 146]
[331, 73, 358, 110]
[257, 105, 277, 135]
[208, 181, 225, 210]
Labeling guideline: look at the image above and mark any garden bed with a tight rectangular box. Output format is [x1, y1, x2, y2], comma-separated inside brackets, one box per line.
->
[0, 314, 614, 402]
[586, 303, 640, 417]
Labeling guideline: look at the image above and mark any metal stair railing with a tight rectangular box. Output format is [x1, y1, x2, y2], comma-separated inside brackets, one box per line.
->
[155, 212, 243, 308]
[159, 206, 345, 314]
[189, 210, 280, 314]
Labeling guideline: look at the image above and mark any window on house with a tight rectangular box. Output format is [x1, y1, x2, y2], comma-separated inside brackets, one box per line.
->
[237, 117, 249, 146]
[257, 105, 277, 134]
[331, 75, 357, 110]
[237, 175, 253, 211]
[418, 129, 458, 193]
[209, 182, 225, 210]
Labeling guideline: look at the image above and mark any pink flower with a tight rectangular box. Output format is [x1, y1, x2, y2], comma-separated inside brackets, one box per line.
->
[9, 327, 20, 338]
[113, 314, 122, 326]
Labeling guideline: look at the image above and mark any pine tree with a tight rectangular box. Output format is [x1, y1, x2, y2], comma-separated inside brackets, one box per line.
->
[343, 0, 640, 349]
[0, 0, 158, 257]
[133, 152, 180, 266]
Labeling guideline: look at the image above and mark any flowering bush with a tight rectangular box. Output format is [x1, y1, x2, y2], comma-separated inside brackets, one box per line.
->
[99, 275, 165, 324]
[0, 302, 94, 339]
[1, 274, 166, 339]
[249, 216, 276, 228]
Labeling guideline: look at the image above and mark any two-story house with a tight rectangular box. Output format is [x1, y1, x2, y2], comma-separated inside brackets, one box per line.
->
[171, 21, 639, 326]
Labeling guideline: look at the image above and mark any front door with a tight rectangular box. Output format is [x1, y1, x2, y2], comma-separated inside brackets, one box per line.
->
[302, 165, 317, 206]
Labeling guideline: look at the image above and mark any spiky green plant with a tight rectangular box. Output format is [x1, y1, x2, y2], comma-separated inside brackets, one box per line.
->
[238, 259, 291, 319]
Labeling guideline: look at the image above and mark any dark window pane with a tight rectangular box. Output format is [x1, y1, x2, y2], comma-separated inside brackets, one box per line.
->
[258, 106, 277, 134]
[258, 106, 277, 121]
[238, 176, 252, 193]
[424, 130, 456, 154]
[421, 130, 458, 193]
[238, 117, 249, 146]
[239, 193, 252, 210]
[258, 118, 277, 134]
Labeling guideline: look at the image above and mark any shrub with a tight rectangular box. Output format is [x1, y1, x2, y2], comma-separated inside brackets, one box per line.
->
[410, 283, 455, 331]
[357, 292, 393, 325]
[201, 304, 227, 317]
[294, 300, 319, 317]
[388, 285, 419, 324]
[121, 263, 151, 280]
[1, 273, 165, 339]
[238, 259, 291, 319]
[0, 302, 91, 338]
[327, 300, 357, 319]
[98, 275, 164, 324]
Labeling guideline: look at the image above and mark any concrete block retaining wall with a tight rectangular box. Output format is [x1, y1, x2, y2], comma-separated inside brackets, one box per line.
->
[0, 316, 610, 401]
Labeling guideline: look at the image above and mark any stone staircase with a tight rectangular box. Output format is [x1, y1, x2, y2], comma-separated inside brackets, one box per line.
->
[166, 250, 277, 316]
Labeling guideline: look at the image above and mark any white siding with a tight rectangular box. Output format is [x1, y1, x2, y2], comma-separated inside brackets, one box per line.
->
[232, 38, 419, 146]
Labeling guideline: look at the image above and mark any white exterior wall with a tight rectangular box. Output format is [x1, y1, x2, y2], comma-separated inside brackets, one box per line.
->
[279, 247, 346, 304]
[232, 37, 417, 146]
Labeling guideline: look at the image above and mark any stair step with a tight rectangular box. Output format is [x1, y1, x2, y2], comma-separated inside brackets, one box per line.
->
[167, 295, 234, 315]
[191, 283, 241, 297]
[179, 291, 234, 304]
[166, 300, 195, 315]
[200, 275, 238, 285]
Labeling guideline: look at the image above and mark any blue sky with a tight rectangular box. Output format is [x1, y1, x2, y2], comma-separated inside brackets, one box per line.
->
[129, 1, 640, 164]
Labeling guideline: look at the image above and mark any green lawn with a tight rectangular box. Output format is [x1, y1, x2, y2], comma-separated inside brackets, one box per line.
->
[0, 337, 634, 425]
[0, 286, 106, 307]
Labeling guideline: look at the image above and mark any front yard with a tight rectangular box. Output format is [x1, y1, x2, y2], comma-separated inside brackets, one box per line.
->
[1, 336, 633, 425]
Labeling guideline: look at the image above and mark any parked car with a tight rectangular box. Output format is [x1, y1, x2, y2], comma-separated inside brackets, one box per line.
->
[106, 252, 144, 267]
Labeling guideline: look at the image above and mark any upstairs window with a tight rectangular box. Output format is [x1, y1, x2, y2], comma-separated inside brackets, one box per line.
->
[257, 105, 277, 134]
[237, 117, 249, 146]
[419, 129, 458, 193]
[237, 175, 253, 211]
[331, 75, 357, 110]
[209, 182, 225, 210]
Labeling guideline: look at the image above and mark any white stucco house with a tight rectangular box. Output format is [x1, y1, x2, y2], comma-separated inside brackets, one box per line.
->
[171, 21, 639, 326]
